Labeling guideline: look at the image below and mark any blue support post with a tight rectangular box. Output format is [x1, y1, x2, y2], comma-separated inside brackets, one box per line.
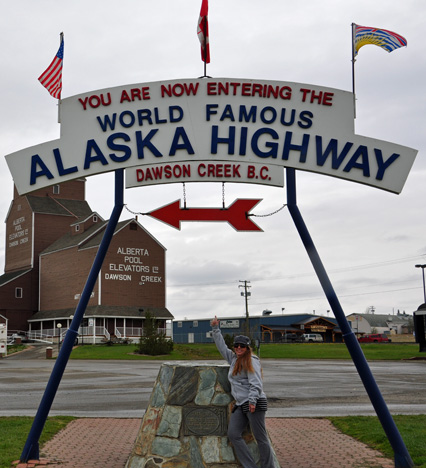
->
[286, 168, 413, 468]
[20, 169, 124, 462]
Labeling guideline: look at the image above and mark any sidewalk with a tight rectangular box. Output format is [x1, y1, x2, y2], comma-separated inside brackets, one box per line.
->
[12, 417, 394, 468]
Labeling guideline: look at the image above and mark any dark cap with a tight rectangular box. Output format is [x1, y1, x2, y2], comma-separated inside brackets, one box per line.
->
[233, 335, 251, 346]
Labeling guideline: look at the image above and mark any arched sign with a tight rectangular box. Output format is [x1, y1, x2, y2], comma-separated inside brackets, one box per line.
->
[6, 78, 417, 195]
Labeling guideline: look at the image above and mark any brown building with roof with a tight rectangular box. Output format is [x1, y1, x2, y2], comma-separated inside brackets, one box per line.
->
[0, 179, 172, 341]
[260, 315, 342, 343]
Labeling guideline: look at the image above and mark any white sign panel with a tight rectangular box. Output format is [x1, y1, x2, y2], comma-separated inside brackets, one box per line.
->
[220, 319, 240, 329]
[0, 323, 7, 355]
[5, 78, 417, 195]
[126, 161, 284, 187]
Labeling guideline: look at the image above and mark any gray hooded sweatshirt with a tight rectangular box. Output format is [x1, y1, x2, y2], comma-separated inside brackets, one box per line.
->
[212, 325, 266, 406]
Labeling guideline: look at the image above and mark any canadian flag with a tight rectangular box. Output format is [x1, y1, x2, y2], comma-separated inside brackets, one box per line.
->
[197, 0, 210, 63]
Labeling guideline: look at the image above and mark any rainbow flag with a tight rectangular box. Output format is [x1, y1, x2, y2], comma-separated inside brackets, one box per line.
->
[353, 24, 407, 56]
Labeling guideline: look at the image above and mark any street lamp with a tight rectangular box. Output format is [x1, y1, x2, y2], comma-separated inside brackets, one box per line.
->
[56, 323, 62, 352]
[415, 264, 426, 303]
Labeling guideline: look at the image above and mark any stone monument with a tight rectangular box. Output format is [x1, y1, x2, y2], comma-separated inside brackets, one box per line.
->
[126, 362, 280, 467]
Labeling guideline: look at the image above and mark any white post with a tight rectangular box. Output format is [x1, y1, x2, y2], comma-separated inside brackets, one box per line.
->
[0, 318, 8, 357]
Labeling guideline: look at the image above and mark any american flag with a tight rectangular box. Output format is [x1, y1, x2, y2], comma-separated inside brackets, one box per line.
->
[197, 0, 210, 63]
[38, 34, 64, 99]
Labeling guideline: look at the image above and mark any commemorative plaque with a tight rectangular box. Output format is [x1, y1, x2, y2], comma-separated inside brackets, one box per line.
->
[183, 406, 227, 436]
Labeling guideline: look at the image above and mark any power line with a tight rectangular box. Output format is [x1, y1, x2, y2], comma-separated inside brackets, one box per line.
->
[167, 253, 425, 288]
[248, 286, 421, 306]
[169, 284, 422, 305]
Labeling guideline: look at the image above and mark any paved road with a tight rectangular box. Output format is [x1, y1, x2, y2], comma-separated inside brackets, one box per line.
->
[1, 345, 425, 417]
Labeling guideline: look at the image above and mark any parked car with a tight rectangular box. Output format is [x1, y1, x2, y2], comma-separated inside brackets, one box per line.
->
[11, 331, 29, 343]
[280, 333, 304, 343]
[358, 333, 391, 343]
[302, 333, 323, 343]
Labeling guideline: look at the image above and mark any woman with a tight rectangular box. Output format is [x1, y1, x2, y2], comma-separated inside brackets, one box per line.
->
[211, 316, 275, 468]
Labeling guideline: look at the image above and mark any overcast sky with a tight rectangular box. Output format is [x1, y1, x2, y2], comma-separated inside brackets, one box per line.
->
[1, 0, 425, 322]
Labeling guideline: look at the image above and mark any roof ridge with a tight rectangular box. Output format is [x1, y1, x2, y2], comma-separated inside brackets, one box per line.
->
[47, 194, 79, 218]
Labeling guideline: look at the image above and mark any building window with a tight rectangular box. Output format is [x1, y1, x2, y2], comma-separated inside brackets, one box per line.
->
[15, 287, 23, 298]
[178, 322, 182, 328]
[17, 204, 21, 211]
[53, 185, 60, 194]
[93, 215, 98, 223]
[193, 320, 198, 327]
[130, 223, 137, 231]
[75, 225, 80, 232]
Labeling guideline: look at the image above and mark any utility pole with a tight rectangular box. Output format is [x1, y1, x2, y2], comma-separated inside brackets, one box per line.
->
[239, 280, 251, 336]
[415, 264, 426, 303]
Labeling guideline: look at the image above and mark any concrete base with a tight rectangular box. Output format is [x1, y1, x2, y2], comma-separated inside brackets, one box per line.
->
[126, 363, 280, 467]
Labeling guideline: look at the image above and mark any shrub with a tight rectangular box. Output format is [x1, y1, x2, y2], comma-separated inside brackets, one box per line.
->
[136, 310, 174, 356]
[224, 334, 234, 349]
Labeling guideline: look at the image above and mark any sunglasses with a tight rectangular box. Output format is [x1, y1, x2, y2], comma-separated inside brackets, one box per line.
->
[234, 344, 247, 349]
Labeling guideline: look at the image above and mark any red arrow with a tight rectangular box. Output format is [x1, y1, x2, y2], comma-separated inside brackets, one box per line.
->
[147, 199, 263, 231]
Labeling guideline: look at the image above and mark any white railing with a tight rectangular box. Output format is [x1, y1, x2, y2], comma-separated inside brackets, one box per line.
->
[80, 326, 110, 341]
[102, 327, 110, 341]
[28, 325, 170, 342]
[28, 329, 56, 340]
[115, 327, 168, 338]
[116, 327, 142, 337]
[29, 326, 112, 342]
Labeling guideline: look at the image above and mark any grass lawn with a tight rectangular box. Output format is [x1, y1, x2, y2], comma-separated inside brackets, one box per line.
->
[258, 343, 422, 360]
[329, 415, 426, 468]
[4, 344, 27, 356]
[0, 416, 75, 468]
[68, 342, 423, 361]
[69, 342, 222, 360]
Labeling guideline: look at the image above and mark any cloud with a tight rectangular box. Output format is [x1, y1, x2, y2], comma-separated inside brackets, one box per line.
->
[1, 0, 425, 321]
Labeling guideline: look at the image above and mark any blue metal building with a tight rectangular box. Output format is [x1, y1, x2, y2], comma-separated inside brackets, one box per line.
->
[172, 313, 342, 344]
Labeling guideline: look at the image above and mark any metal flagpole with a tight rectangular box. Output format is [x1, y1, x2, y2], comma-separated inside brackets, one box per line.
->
[57, 32, 64, 124]
[351, 23, 357, 119]
[286, 167, 414, 468]
[20, 169, 124, 463]
[204, 15, 208, 77]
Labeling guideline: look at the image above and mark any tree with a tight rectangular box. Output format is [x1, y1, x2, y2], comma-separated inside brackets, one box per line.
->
[136, 310, 173, 356]
[406, 316, 414, 334]
[224, 334, 234, 349]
